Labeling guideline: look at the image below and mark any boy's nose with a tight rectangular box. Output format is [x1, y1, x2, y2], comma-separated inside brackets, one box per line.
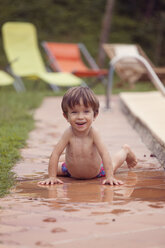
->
[78, 112, 84, 118]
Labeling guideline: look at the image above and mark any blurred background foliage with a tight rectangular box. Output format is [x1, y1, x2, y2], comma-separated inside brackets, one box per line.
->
[0, 0, 165, 68]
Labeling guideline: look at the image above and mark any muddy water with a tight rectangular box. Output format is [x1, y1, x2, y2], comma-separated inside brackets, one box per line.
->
[15, 170, 165, 205]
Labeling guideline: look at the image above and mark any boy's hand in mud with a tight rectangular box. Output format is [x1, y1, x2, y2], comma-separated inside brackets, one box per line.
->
[38, 177, 63, 185]
[102, 176, 123, 186]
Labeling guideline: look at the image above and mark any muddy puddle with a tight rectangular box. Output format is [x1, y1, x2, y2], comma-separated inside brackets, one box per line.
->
[14, 170, 165, 208]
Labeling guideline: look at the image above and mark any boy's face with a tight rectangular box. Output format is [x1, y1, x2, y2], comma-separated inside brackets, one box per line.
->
[64, 98, 97, 133]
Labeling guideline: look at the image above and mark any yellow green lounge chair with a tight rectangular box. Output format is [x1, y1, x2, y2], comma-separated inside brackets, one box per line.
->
[2, 22, 83, 90]
[0, 70, 13, 86]
[0, 70, 24, 91]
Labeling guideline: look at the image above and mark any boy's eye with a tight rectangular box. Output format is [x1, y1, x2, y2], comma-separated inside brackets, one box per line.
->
[71, 111, 77, 114]
[84, 110, 89, 113]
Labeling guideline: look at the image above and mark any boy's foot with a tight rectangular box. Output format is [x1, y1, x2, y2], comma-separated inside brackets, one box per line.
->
[123, 144, 137, 168]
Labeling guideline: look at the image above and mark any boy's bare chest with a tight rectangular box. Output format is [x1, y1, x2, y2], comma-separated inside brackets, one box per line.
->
[67, 136, 94, 155]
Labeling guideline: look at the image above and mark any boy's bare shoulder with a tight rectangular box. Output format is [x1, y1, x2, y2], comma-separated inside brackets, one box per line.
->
[90, 127, 100, 137]
[57, 127, 73, 146]
[90, 126, 99, 133]
[90, 127, 103, 143]
[63, 127, 73, 137]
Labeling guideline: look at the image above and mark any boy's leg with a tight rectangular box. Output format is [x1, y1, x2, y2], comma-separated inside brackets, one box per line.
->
[112, 144, 137, 174]
[57, 161, 71, 177]
[57, 162, 65, 176]
[57, 154, 68, 176]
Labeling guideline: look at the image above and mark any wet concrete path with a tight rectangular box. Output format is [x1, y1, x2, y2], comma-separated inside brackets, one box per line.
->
[0, 96, 165, 248]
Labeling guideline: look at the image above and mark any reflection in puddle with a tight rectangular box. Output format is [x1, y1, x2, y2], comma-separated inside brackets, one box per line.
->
[14, 170, 165, 211]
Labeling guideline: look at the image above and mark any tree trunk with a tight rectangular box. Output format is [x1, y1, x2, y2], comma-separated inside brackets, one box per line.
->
[145, 0, 156, 19]
[97, 0, 115, 67]
[154, 12, 165, 65]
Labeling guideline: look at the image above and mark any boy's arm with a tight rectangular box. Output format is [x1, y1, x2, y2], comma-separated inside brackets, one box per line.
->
[92, 128, 123, 186]
[39, 128, 71, 185]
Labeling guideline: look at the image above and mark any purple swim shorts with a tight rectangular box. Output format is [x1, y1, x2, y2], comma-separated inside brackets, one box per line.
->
[61, 163, 105, 178]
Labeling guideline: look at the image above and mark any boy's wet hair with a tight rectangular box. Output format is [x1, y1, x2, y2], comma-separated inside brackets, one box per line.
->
[61, 86, 99, 117]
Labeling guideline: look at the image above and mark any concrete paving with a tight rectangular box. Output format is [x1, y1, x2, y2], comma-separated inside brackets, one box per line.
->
[0, 95, 165, 248]
[120, 91, 165, 166]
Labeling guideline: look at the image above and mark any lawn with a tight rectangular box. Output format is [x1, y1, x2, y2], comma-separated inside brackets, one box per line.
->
[0, 78, 156, 197]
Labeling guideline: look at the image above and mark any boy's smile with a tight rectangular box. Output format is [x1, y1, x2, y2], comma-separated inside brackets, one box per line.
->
[76, 121, 86, 125]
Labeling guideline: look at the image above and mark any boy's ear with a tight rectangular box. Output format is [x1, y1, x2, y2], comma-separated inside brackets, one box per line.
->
[63, 112, 68, 120]
[94, 113, 98, 120]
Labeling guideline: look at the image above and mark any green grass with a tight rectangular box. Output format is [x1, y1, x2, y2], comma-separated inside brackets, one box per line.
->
[91, 74, 156, 95]
[0, 91, 43, 197]
[0, 78, 157, 197]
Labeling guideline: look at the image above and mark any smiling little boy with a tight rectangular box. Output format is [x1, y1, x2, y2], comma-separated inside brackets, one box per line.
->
[39, 86, 137, 185]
